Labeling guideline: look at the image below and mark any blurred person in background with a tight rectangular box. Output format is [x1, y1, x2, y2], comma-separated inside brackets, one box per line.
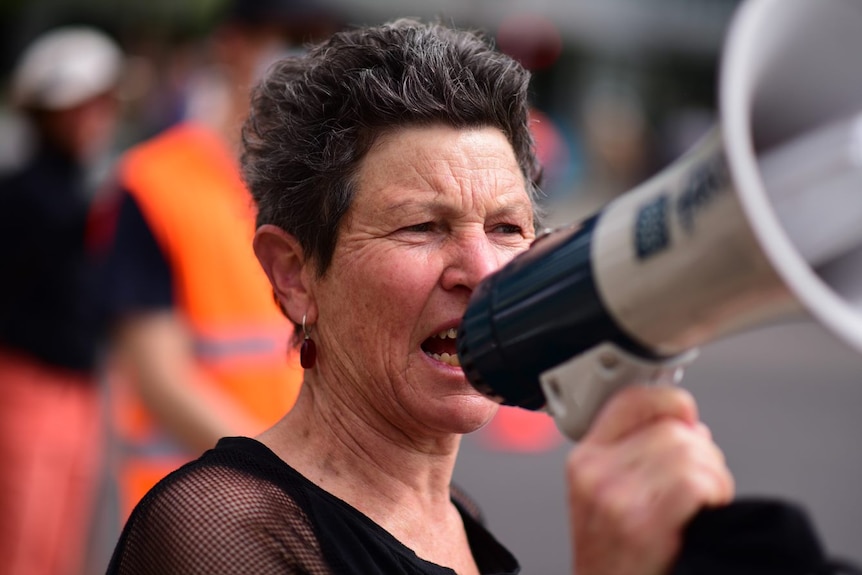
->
[97, 0, 342, 521]
[0, 26, 124, 575]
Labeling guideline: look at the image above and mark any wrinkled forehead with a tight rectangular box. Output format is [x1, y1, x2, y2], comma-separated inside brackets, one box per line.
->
[355, 124, 528, 200]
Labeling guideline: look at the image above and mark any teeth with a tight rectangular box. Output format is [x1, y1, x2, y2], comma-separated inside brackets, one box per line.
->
[436, 328, 458, 339]
[426, 351, 461, 367]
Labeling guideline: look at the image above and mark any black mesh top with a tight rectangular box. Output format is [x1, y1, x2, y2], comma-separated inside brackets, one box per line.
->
[107, 436, 520, 575]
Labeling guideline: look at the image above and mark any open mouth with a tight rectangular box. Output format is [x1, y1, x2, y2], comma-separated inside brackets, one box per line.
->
[421, 327, 461, 367]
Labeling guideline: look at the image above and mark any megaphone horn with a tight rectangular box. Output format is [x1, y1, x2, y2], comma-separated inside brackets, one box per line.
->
[457, 0, 862, 440]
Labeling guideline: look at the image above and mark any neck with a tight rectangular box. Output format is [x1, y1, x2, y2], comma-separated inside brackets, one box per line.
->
[261, 378, 462, 523]
[260, 375, 483, 575]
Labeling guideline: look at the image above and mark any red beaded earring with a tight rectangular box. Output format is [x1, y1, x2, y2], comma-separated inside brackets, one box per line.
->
[300, 313, 317, 369]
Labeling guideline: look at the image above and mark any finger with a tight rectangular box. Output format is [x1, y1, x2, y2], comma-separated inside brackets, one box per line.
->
[599, 419, 732, 508]
[568, 424, 734, 575]
[584, 384, 699, 445]
[566, 418, 732, 524]
[649, 457, 736, 534]
[621, 419, 726, 479]
[634, 465, 734, 575]
[634, 421, 735, 506]
[568, 450, 733, 575]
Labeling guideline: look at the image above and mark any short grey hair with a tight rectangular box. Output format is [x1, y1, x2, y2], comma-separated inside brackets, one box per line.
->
[242, 18, 543, 325]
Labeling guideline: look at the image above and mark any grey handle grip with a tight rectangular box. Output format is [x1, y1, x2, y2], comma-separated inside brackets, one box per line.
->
[539, 342, 698, 441]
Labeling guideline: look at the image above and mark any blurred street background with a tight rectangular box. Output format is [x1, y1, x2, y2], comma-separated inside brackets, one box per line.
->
[1, 0, 860, 573]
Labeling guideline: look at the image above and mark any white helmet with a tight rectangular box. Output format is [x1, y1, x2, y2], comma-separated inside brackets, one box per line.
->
[11, 26, 123, 111]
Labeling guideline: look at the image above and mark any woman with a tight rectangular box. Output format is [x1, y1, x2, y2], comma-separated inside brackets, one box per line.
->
[107, 19, 732, 574]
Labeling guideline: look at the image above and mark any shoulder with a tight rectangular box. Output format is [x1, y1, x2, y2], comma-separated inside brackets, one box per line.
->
[109, 438, 327, 574]
[137, 437, 314, 529]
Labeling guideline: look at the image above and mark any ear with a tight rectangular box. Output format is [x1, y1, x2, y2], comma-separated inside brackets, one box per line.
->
[253, 224, 317, 325]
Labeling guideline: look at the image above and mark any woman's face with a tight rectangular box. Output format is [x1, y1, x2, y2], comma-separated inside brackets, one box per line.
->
[311, 124, 536, 437]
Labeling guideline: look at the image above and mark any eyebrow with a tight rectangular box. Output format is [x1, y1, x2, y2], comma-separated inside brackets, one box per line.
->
[383, 198, 533, 221]
[383, 198, 430, 214]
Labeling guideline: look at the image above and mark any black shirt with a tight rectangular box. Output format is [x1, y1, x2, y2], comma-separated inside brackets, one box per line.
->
[0, 144, 106, 373]
[107, 437, 520, 575]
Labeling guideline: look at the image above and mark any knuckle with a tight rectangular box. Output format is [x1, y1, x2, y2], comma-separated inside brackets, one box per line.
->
[675, 467, 731, 506]
[671, 386, 696, 409]
[676, 470, 709, 497]
[652, 419, 694, 449]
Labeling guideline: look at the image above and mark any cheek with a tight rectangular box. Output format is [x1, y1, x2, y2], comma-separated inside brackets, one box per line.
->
[494, 242, 532, 270]
[333, 249, 434, 335]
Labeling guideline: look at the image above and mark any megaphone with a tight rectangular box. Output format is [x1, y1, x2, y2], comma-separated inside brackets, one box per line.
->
[458, 0, 862, 441]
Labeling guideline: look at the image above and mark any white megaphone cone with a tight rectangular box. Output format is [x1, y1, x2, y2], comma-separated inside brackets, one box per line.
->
[458, 0, 862, 440]
[720, 0, 862, 351]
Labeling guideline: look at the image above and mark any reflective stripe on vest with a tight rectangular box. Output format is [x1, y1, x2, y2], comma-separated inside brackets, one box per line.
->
[192, 323, 292, 368]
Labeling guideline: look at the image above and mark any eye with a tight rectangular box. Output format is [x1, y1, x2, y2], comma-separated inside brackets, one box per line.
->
[490, 223, 524, 235]
[401, 222, 436, 233]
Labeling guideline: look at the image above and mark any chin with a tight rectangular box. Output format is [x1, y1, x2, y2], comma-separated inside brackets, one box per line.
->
[434, 394, 500, 434]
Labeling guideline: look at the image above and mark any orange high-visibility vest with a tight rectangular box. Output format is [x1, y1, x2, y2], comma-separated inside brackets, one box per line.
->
[112, 122, 302, 516]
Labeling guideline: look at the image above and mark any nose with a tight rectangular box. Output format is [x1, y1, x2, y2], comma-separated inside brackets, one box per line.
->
[441, 231, 502, 292]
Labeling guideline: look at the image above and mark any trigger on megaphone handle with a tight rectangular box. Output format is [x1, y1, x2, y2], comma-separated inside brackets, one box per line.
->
[539, 342, 698, 441]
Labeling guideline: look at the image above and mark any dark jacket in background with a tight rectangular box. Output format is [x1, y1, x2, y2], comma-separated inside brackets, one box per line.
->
[0, 142, 107, 373]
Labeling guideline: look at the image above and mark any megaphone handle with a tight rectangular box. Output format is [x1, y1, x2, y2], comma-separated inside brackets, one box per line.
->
[539, 342, 699, 441]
